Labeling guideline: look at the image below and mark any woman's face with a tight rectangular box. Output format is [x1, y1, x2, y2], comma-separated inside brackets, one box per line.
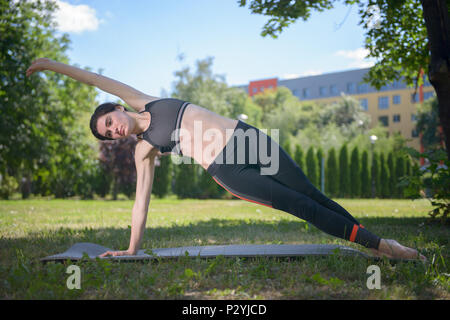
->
[96, 106, 133, 140]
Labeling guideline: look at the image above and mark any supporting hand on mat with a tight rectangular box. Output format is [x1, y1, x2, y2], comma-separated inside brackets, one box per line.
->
[99, 250, 136, 258]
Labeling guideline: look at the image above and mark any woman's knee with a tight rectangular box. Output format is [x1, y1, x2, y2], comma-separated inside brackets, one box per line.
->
[273, 192, 316, 223]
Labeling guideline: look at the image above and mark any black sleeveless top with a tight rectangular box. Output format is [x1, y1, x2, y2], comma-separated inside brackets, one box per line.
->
[137, 98, 190, 156]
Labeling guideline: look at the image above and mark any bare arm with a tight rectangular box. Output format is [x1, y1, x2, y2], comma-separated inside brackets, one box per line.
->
[26, 58, 159, 112]
[100, 141, 158, 256]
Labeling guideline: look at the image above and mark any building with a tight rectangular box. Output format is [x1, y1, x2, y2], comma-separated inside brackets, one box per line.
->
[238, 68, 436, 151]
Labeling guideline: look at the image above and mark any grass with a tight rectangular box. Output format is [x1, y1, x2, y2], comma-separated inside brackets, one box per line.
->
[0, 197, 449, 299]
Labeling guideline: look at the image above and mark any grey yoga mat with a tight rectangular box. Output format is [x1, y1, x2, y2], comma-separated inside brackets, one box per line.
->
[40, 242, 370, 262]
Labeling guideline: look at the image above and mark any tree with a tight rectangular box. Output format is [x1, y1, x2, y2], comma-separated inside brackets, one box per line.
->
[152, 156, 172, 198]
[361, 150, 371, 198]
[395, 154, 406, 198]
[99, 137, 137, 200]
[326, 147, 339, 197]
[416, 97, 444, 150]
[387, 152, 396, 198]
[380, 153, 390, 198]
[350, 147, 361, 198]
[1, 0, 99, 198]
[294, 144, 305, 170]
[239, 0, 450, 160]
[173, 159, 199, 199]
[339, 144, 350, 198]
[283, 139, 292, 158]
[371, 151, 381, 198]
[306, 147, 318, 188]
[317, 147, 324, 191]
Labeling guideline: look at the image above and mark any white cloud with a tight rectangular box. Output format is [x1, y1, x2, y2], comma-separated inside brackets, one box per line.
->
[299, 70, 323, 77]
[281, 70, 323, 80]
[53, 0, 102, 33]
[334, 48, 375, 69]
[282, 73, 301, 79]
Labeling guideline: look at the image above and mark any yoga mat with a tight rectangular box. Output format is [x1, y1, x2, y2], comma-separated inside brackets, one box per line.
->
[41, 242, 370, 262]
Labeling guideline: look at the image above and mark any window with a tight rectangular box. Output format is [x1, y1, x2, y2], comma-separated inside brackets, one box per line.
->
[393, 114, 401, 123]
[379, 116, 389, 127]
[424, 91, 435, 100]
[357, 83, 369, 93]
[378, 96, 389, 109]
[347, 82, 356, 93]
[319, 86, 327, 96]
[393, 80, 402, 88]
[411, 114, 417, 122]
[330, 84, 338, 95]
[359, 98, 368, 111]
[393, 95, 401, 104]
[252, 87, 258, 94]
[412, 129, 419, 138]
[411, 93, 419, 103]
[302, 88, 310, 99]
[292, 89, 298, 96]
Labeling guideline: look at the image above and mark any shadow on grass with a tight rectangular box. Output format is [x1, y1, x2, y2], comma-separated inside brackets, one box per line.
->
[1, 216, 447, 265]
[1, 216, 448, 300]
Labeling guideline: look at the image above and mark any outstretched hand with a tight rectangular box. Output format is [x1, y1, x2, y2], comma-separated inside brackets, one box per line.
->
[26, 58, 53, 77]
[98, 250, 136, 258]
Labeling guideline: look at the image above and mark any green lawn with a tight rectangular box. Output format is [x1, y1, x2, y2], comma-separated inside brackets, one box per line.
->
[0, 198, 448, 299]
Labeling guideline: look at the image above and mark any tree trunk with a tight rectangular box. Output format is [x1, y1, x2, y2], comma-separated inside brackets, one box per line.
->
[420, 0, 450, 159]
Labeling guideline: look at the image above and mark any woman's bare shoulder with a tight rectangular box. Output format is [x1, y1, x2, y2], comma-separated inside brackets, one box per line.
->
[134, 139, 158, 161]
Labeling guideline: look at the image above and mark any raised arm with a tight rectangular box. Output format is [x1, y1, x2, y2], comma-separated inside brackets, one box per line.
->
[26, 58, 159, 112]
[100, 141, 158, 257]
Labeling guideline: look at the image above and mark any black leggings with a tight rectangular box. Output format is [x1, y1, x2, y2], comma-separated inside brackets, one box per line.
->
[206, 120, 381, 249]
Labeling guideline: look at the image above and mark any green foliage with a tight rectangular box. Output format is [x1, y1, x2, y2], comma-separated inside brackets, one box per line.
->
[325, 147, 338, 197]
[197, 169, 225, 199]
[416, 97, 442, 150]
[317, 147, 324, 191]
[152, 156, 172, 198]
[400, 147, 450, 224]
[338, 145, 350, 198]
[380, 153, 390, 198]
[239, 0, 431, 92]
[360, 150, 370, 198]
[0, 173, 18, 199]
[294, 145, 305, 170]
[306, 147, 318, 188]
[350, 147, 361, 198]
[371, 152, 381, 198]
[387, 152, 396, 198]
[395, 154, 406, 198]
[173, 160, 199, 199]
[1, 0, 100, 199]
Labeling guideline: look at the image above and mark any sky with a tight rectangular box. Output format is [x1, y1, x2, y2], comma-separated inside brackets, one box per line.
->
[50, 0, 378, 103]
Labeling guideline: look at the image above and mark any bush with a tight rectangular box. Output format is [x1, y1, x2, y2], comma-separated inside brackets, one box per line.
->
[0, 173, 18, 199]
[400, 147, 449, 224]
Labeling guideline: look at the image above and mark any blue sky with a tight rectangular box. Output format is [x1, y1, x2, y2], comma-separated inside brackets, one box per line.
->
[51, 0, 377, 102]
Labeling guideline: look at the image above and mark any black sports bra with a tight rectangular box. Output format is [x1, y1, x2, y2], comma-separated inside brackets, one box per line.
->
[137, 98, 190, 155]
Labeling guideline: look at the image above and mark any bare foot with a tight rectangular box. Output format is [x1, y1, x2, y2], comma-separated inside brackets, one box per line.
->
[370, 239, 427, 262]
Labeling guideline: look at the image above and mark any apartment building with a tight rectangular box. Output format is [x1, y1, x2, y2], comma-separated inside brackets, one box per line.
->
[238, 68, 436, 151]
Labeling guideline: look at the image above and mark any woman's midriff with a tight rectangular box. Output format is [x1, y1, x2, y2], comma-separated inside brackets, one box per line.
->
[178, 104, 238, 171]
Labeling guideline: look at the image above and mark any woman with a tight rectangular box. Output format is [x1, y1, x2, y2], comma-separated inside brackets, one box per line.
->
[26, 58, 425, 261]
